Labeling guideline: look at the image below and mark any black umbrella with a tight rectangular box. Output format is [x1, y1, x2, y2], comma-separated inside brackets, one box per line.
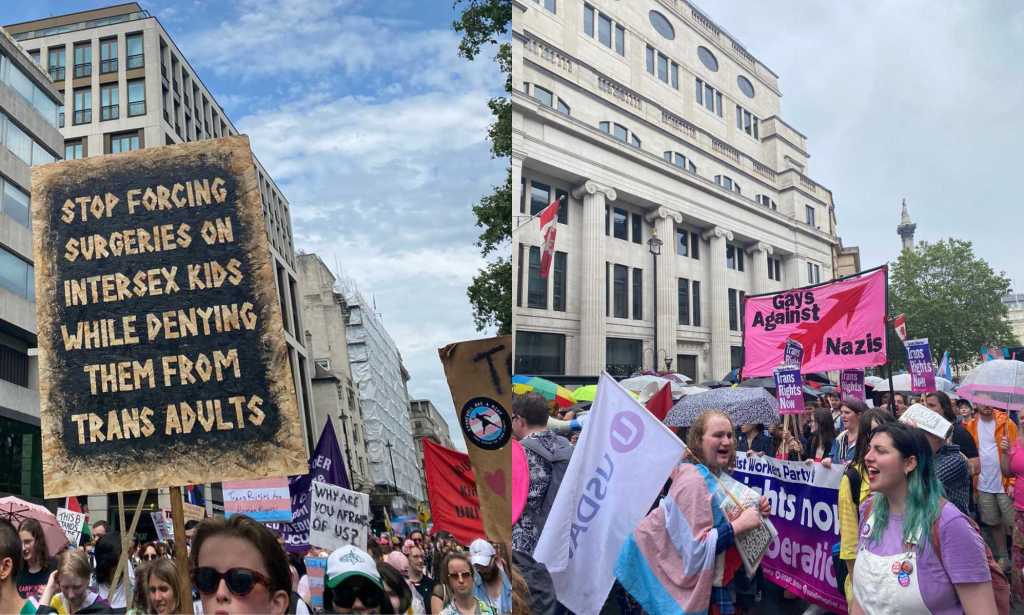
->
[666, 387, 780, 427]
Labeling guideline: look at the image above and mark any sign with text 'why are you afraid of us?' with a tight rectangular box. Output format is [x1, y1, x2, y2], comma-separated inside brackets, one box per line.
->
[32, 136, 307, 497]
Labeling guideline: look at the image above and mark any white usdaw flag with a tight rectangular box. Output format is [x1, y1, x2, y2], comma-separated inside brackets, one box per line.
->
[533, 373, 685, 614]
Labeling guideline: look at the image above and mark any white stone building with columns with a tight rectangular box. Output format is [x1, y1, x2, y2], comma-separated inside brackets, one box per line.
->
[512, 0, 842, 381]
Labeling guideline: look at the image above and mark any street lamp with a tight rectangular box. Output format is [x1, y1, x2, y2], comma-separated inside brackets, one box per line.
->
[648, 230, 662, 372]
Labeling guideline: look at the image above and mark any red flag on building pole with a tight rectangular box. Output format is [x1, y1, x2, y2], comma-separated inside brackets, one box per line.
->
[537, 197, 561, 228]
[539, 224, 557, 278]
[892, 313, 908, 342]
[645, 383, 674, 422]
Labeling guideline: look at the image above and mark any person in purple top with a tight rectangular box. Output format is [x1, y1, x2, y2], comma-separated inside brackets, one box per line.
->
[850, 422, 995, 615]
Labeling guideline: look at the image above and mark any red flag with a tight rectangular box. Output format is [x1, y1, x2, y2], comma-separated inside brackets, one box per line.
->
[538, 198, 560, 228]
[539, 224, 557, 278]
[645, 383, 673, 422]
[892, 314, 907, 341]
[423, 439, 484, 546]
[65, 496, 82, 513]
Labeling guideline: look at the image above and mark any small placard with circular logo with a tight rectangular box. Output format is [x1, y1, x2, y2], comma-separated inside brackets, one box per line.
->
[460, 397, 511, 451]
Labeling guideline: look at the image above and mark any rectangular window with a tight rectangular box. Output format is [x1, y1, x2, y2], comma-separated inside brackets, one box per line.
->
[631, 213, 641, 244]
[726, 244, 736, 270]
[614, 24, 625, 55]
[678, 278, 690, 325]
[515, 331, 566, 375]
[109, 131, 140, 153]
[58, 104, 63, 128]
[73, 88, 91, 124]
[657, 53, 668, 82]
[606, 262, 610, 316]
[47, 47, 65, 81]
[527, 245, 546, 308]
[692, 281, 701, 326]
[100, 83, 118, 121]
[530, 180, 550, 216]
[598, 13, 612, 47]
[646, 46, 655, 74]
[583, 4, 594, 37]
[607, 338, 642, 378]
[632, 268, 642, 320]
[73, 43, 91, 78]
[2, 181, 29, 227]
[671, 63, 679, 89]
[555, 188, 568, 225]
[737, 248, 745, 271]
[613, 264, 628, 318]
[696, 78, 723, 116]
[691, 233, 700, 260]
[64, 139, 84, 161]
[27, 50, 39, 65]
[516, 243, 524, 307]
[613, 208, 627, 240]
[553, 252, 567, 311]
[127, 79, 145, 116]
[728, 288, 738, 331]
[126, 33, 144, 69]
[805, 205, 816, 227]
[739, 290, 746, 327]
[676, 227, 688, 256]
[99, 38, 117, 73]
[807, 262, 821, 284]
[4, 119, 31, 165]
[731, 346, 744, 370]
[774, 258, 782, 282]
[0, 247, 33, 301]
[767, 256, 779, 280]
[676, 354, 697, 382]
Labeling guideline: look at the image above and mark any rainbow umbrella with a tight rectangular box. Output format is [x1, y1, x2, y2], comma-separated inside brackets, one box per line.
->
[571, 384, 638, 402]
[512, 375, 576, 408]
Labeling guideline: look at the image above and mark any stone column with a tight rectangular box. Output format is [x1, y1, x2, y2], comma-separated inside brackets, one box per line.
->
[749, 242, 773, 295]
[572, 180, 617, 376]
[702, 226, 733, 380]
[784, 253, 802, 289]
[646, 206, 683, 371]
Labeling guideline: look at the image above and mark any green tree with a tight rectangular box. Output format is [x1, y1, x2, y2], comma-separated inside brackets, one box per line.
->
[454, 0, 512, 334]
[889, 239, 1016, 375]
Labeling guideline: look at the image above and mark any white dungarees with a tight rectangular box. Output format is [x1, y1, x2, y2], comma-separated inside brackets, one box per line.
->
[851, 511, 929, 614]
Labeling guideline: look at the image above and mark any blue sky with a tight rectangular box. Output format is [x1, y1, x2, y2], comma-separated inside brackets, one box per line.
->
[8, 0, 506, 450]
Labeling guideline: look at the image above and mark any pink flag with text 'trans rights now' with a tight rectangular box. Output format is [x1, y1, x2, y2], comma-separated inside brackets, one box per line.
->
[742, 269, 888, 376]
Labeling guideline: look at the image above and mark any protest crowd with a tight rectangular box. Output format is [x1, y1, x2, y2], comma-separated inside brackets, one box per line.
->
[509, 370, 1024, 615]
[1, 511, 520, 615]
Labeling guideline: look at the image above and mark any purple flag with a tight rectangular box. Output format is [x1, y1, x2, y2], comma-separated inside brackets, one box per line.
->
[905, 338, 935, 393]
[783, 338, 804, 368]
[269, 419, 350, 552]
[774, 365, 805, 415]
[840, 369, 865, 401]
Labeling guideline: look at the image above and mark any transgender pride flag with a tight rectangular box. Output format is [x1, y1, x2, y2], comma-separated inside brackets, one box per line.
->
[615, 463, 727, 615]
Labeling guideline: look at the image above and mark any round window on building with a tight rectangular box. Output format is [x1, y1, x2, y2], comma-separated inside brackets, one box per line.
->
[737, 75, 755, 98]
[697, 46, 718, 72]
[649, 10, 675, 40]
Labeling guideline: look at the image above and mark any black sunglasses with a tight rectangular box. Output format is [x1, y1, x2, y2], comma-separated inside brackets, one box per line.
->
[333, 580, 383, 610]
[191, 567, 270, 596]
[143, 554, 159, 561]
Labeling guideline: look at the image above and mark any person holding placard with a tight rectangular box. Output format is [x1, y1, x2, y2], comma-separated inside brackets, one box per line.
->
[94, 532, 132, 608]
[189, 515, 292, 615]
[825, 399, 869, 467]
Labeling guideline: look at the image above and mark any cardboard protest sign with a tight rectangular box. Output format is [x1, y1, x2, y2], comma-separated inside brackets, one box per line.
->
[773, 365, 804, 415]
[783, 338, 803, 367]
[56, 508, 85, 546]
[742, 268, 887, 376]
[732, 452, 847, 613]
[223, 477, 292, 522]
[31, 136, 306, 497]
[182, 502, 206, 524]
[423, 438, 484, 545]
[439, 336, 512, 546]
[905, 338, 935, 393]
[270, 420, 350, 552]
[840, 369, 865, 401]
[308, 481, 370, 551]
[304, 557, 326, 610]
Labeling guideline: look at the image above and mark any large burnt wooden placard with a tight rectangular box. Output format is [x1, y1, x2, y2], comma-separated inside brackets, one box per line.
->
[32, 136, 307, 497]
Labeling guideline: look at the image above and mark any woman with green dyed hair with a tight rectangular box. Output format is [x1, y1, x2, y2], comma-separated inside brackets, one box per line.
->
[850, 422, 995, 614]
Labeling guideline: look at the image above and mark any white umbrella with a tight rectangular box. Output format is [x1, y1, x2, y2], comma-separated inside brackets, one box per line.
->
[958, 359, 1024, 410]
[864, 376, 886, 388]
[872, 373, 955, 393]
[662, 372, 693, 385]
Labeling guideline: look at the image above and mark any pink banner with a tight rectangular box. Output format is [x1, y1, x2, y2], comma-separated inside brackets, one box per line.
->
[742, 269, 888, 377]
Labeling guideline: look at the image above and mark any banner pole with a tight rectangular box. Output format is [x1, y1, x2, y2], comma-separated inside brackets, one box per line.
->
[170, 487, 195, 615]
[109, 489, 149, 608]
[884, 265, 897, 409]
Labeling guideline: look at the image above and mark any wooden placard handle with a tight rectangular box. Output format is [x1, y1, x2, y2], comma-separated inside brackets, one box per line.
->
[170, 487, 195, 615]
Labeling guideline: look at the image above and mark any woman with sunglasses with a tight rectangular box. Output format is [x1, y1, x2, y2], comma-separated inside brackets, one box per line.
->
[323, 545, 394, 614]
[140, 543, 161, 563]
[188, 515, 292, 615]
[437, 553, 495, 615]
